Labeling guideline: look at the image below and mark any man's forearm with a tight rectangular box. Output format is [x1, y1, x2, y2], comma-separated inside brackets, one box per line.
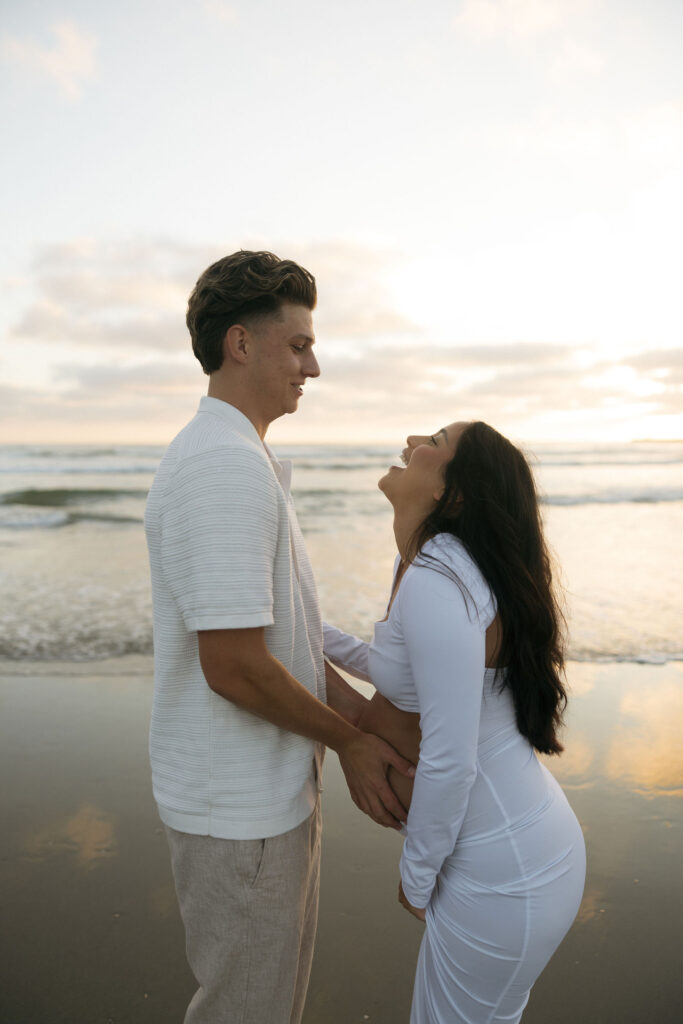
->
[199, 632, 359, 754]
[198, 627, 414, 829]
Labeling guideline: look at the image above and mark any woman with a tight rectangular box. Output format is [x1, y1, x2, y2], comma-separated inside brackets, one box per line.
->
[324, 421, 586, 1024]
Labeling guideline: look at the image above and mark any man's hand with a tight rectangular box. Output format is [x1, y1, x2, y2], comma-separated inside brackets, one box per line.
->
[398, 881, 426, 922]
[337, 732, 415, 829]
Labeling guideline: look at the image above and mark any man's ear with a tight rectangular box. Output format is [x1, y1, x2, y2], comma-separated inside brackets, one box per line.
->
[223, 323, 250, 365]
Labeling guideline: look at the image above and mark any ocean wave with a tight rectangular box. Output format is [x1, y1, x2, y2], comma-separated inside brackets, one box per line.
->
[0, 465, 160, 475]
[542, 490, 683, 506]
[0, 487, 149, 507]
[535, 457, 683, 468]
[0, 639, 679, 664]
[570, 651, 683, 665]
[0, 633, 154, 661]
[295, 460, 393, 471]
[27, 447, 121, 459]
[0, 509, 143, 529]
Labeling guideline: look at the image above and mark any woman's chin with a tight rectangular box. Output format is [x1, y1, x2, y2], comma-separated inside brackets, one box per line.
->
[378, 465, 401, 496]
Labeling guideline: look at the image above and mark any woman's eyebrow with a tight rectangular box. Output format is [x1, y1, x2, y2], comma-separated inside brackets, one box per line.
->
[439, 427, 449, 442]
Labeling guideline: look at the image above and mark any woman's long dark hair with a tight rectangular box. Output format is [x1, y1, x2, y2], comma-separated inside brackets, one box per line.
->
[410, 421, 567, 755]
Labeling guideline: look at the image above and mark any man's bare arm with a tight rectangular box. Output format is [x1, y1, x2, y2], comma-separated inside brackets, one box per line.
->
[197, 627, 413, 828]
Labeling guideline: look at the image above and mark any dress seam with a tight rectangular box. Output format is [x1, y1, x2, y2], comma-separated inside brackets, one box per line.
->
[478, 763, 531, 1024]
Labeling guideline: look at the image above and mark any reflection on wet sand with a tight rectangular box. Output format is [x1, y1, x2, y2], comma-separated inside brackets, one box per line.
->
[542, 665, 683, 798]
[24, 803, 117, 867]
[574, 885, 608, 924]
[148, 881, 178, 918]
[1, 661, 681, 1024]
[605, 682, 683, 796]
[547, 735, 595, 786]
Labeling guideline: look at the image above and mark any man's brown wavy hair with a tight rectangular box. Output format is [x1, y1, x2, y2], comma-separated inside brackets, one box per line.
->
[187, 250, 317, 374]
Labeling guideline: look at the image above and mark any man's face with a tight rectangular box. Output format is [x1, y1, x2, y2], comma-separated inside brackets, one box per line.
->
[248, 302, 320, 423]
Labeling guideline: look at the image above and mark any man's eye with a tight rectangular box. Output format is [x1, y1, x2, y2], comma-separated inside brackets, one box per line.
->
[292, 345, 305, 353]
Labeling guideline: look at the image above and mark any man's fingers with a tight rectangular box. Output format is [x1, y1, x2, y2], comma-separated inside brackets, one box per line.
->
[367, 798, 403, 830]
[376, 781, 408, 825]
[352, 785, 401, 829]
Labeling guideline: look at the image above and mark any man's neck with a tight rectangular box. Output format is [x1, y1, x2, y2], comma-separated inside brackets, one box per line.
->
[207, 379, 269, 440]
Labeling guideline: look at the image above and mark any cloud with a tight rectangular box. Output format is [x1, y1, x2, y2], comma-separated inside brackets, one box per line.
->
[203, 1, 239, 25]
[10, 237, 419, 355]
[452, 0, 605, 88]
[452, 0, 572, 42]
[297, 340, 680, 434]
[620, 102, 683, 167]
[549, 37, 605, 81]
[1, 21, 97, 99]
[11, 238, 213, 353]
[621, 348, 683, 414]
[0, 375, 198, 441]
[285, 240, 420, 339]
[5, 236, 681, 441]
[53, 361, 199, 398]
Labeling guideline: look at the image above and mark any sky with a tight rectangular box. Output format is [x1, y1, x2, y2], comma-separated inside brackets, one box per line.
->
[1, 0, 682, 445]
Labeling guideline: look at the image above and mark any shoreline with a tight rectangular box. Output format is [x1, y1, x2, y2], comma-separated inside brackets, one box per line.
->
[0, 659, 681, 1022]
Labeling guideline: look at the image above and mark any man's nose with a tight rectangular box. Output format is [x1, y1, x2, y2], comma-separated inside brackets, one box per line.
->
[305, 351, 321, 378]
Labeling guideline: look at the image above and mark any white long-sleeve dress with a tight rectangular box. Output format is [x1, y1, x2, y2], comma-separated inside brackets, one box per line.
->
[324, 535, 586, 1024]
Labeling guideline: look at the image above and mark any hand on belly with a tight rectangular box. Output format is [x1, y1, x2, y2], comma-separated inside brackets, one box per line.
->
[357, 692, 421, 812]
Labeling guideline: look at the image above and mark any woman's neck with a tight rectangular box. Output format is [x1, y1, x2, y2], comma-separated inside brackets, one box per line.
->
[392, 508, 427, 561]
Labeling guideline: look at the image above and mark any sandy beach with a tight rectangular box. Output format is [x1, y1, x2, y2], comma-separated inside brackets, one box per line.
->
[1, 656, 681, 1024]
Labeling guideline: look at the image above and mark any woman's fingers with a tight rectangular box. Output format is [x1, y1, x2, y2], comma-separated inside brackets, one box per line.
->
[384, 744, 416, 778]
[398, 881, 427, 922]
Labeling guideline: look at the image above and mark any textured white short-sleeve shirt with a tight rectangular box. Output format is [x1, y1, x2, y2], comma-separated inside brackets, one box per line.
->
[144, 397, 326, 840]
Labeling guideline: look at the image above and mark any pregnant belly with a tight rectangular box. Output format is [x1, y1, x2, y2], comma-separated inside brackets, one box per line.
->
[357, 692, 421, 811]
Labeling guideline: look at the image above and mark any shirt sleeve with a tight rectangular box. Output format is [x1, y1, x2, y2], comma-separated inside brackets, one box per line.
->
[398, 563, 487, 908]
[159, 446, 280, 631]
[322, 622, 371, 682]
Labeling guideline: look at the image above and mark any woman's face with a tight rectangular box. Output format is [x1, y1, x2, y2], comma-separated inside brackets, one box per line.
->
[379, 421, 468, 511]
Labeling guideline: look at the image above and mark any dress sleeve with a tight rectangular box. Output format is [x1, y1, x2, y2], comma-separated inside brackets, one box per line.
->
[322, 622, 371, 682]
[397, 563, 487, 908]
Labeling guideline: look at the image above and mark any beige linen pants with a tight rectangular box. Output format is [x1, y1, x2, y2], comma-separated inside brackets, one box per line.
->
[165, 800, 321, 1024]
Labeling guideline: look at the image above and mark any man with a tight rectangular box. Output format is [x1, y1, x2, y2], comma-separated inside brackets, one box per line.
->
[144, 250, 412, 1024]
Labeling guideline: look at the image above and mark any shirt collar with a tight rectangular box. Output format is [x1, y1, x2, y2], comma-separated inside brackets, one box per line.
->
[198, 396, 262, 444]
[264, 442, 292, 495]
[198, 396, 293, 496]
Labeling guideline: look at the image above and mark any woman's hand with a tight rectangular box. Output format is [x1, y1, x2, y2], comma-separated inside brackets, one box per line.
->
[398, 881, 426, 922]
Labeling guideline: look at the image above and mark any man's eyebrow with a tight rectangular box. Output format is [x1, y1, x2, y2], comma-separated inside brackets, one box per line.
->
[292, 333, 315, 344]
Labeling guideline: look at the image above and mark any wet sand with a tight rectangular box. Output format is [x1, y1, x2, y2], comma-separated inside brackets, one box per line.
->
[0, 657, 681, 1024]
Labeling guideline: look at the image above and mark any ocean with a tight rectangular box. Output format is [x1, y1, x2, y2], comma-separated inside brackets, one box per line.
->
[0, 441, 681, 664]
